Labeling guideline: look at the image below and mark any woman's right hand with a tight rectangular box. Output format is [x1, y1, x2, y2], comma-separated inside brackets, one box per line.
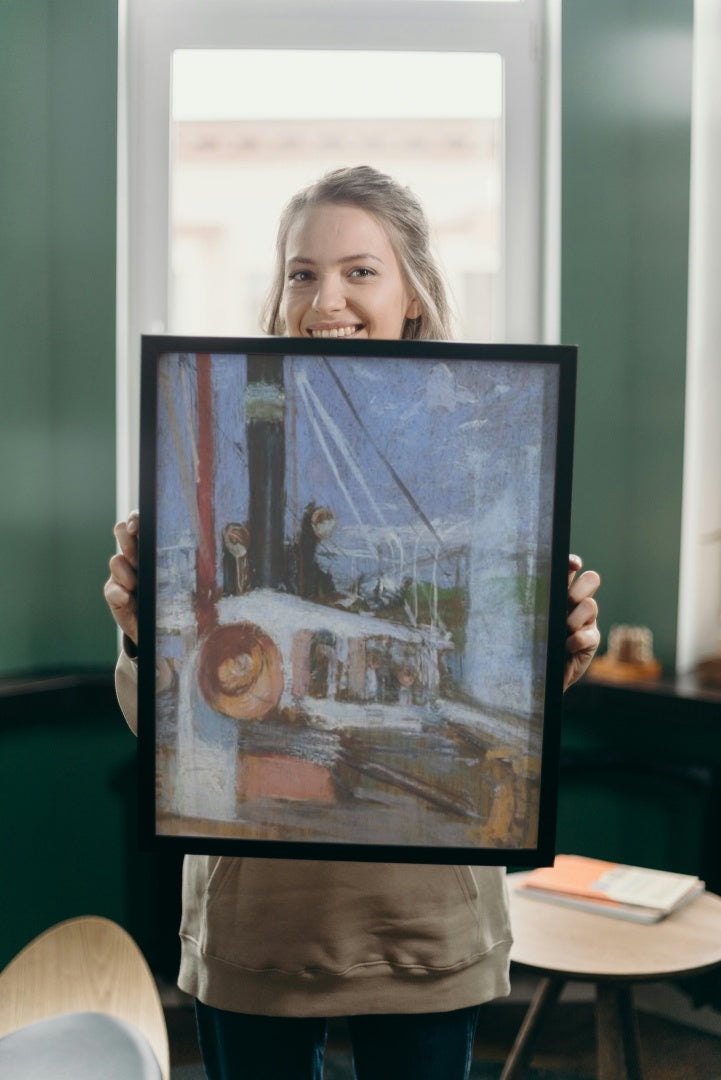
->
[103, 510, 140, 647]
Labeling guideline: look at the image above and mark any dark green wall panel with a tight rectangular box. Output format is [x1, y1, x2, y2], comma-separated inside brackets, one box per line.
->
[0, 0, 118, 674]
[562, 0, 693, 669]
[0, 3, 54, 670]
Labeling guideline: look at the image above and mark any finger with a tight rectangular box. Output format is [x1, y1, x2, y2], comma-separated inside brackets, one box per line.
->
[108, 552, 137, 592]
[566, 623, 601, 657]
[103, 579, 139, 642]
[566, 594, 599, 634]
[103, 577, 133, 612]
[568, 568, 601, 607]
[113, 519, 139, 568]
[567, 553, 583, 588]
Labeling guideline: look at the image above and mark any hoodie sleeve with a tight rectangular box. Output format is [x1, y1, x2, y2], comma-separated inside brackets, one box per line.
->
[115, 647, 139, 736]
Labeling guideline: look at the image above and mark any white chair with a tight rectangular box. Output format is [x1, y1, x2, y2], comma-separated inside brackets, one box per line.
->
[0, 915, 170, 1079]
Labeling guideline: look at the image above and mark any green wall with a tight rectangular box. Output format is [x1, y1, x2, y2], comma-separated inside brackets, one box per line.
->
[0, 0, 118, 675]
[562, 0, 693, 670]
[0, 0, 135, 971]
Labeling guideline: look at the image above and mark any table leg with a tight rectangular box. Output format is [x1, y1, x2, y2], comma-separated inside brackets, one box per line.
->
[596, 982, 643, 1080]
[500, 976, 565, 1080]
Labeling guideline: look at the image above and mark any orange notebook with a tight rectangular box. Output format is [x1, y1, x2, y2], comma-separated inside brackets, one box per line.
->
[516, 854, 704, 923]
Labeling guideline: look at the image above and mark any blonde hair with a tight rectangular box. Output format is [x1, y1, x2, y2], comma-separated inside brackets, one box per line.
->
[262, 165, 454, 341]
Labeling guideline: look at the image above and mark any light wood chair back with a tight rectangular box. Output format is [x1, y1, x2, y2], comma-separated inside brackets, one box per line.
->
[0, 915, 170, 1080]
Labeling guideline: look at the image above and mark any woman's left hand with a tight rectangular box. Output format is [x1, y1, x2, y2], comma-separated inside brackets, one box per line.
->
[564, 554, 601, 691]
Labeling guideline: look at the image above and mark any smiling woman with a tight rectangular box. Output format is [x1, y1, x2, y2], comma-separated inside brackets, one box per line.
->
[106, 150, 599, 1080]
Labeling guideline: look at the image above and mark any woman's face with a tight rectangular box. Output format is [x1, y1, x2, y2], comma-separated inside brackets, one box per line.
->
[280, 203, 421, 341]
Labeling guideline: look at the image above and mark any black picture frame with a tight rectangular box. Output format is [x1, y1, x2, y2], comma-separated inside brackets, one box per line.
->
[138, 336, 576, 865]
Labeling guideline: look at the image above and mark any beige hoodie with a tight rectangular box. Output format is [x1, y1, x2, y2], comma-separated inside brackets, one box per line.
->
[116, 651, 512, 1016]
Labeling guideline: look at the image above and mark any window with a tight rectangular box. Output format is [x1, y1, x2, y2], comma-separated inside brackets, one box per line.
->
[170, 49, 503, 340]
[677, 2, 721, 674]
[118, 0, 557, 510]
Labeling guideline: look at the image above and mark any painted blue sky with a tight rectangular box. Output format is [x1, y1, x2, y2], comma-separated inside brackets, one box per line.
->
[156, 351, 559, 594]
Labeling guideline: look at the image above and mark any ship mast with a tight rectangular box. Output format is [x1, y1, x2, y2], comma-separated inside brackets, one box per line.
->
[246, 354, 286, 589]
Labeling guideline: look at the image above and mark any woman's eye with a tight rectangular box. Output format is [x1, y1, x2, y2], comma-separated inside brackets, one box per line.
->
[349, 267, 375, 279]
[288, 269, 313, 283]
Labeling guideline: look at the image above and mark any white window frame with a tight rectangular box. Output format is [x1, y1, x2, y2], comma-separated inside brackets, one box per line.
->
[677, 0, 721, 674]
[117, 0, 559, 512]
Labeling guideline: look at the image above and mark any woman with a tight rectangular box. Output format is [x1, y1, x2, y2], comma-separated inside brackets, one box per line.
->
[106, 166, 601, 1080]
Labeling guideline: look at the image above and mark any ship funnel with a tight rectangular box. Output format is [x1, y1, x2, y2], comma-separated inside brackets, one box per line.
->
[245, 354, 286, 588]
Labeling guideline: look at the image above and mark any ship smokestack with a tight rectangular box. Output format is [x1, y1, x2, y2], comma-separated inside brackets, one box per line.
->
[245, 354, 286, 588]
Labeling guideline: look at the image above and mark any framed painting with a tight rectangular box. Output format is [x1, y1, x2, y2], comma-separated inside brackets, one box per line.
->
[137, 336, 576, 865]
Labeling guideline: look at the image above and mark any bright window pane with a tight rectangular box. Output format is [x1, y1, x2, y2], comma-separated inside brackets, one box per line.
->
[170, 50, 503, 341]
[336, 1, 521, 3]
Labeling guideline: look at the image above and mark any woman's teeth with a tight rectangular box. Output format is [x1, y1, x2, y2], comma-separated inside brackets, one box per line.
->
[310, 325, 360, 338]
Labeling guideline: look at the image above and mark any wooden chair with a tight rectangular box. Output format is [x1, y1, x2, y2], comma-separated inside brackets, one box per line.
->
[0, 915, 170, 1079]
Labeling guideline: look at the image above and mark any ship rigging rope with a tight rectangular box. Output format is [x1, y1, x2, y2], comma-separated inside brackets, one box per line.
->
[295, 359, 443, 619]
[294, 367, 385, 541]
[322, 357, 442, 545]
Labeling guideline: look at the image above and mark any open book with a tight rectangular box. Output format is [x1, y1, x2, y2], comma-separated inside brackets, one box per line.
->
[515, 854, 705, 923]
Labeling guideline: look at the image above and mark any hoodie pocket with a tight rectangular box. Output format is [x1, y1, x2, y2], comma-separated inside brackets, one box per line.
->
[182, 856, 509, 976]
[454, 864, 480, 907]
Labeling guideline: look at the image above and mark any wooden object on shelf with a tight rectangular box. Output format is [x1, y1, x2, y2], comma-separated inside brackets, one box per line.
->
[696, 654, 721, 689]
[591, 624, 662, 683]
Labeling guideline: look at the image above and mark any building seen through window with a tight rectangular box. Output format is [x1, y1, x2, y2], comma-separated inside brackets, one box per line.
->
[170, 50, 503, 341]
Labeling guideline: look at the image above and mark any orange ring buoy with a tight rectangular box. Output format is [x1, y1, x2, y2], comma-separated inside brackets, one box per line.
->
[197, 622, 284, 720]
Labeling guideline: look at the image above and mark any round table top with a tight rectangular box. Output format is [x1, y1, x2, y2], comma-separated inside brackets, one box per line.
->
[508, 872, 721, 981]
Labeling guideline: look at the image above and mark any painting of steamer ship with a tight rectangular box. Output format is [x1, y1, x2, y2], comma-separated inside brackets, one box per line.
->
[138, 337, 576, 863]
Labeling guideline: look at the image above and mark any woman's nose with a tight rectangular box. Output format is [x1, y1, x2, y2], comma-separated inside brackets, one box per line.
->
[312, 274, 345, 314]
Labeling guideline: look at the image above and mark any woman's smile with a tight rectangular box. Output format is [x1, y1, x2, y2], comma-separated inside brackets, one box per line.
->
[306, 323, 365, 339]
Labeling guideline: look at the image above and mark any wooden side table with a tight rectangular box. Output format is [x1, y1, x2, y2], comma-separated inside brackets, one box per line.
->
[502, 873, 721, 1080]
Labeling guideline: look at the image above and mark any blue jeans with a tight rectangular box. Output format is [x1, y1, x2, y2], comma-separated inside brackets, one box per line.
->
[195, 1000, 481, 1080]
